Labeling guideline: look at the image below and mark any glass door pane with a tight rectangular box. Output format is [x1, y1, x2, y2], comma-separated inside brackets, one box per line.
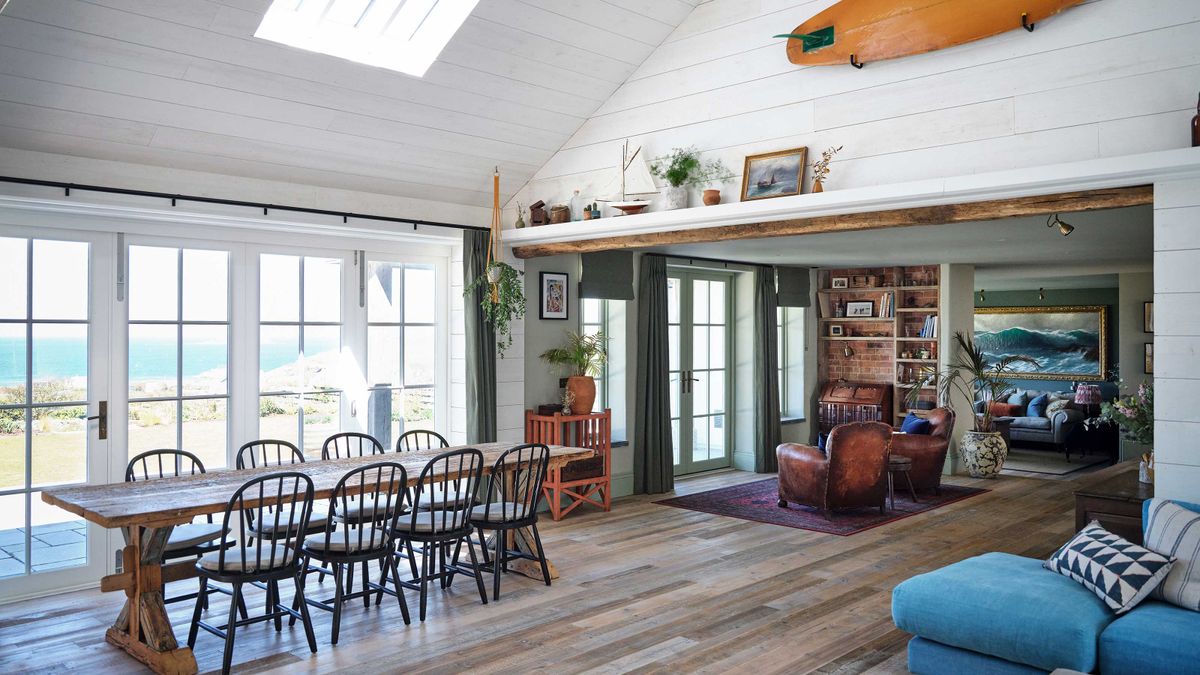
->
[0, 234, 107, 587]
[670, 270, 732, 476]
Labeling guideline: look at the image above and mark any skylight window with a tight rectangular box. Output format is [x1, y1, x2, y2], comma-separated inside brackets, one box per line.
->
[255, 0, 478, 78]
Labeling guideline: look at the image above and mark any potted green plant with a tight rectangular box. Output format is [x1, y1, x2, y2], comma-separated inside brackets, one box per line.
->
[905, 332, 1039, 478]
[463, 261, 524, 356]
[539, 330, 607, 415]
[650, 146, 731, 210]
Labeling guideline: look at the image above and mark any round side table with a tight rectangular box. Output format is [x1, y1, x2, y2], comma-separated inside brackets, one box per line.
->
[887, 455, 919, 509]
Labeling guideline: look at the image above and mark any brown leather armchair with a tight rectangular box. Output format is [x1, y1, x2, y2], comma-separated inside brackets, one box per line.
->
[776, 421, 892, 516]
[890, 407, 955, 495]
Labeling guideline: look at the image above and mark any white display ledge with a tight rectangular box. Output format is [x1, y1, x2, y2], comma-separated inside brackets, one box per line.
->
[505, 148, 1200, 249]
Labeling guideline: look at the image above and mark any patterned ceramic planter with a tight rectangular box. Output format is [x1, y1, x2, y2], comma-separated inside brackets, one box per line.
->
[960, 431, 1008, 478]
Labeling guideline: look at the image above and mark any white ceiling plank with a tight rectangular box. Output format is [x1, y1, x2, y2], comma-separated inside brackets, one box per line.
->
[601, 0, 697, 26]
[517, 0, 679, 47]
[0, 0, 701, 207]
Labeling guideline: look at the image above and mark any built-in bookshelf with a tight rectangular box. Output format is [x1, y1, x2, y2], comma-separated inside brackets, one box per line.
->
[816, 265, 941, 425]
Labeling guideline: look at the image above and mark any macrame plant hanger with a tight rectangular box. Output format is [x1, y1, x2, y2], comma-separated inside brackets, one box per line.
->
[485, 166, 502, 302]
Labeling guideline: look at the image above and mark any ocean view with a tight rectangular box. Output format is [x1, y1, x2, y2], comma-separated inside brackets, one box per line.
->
[0, 336, 308, 385]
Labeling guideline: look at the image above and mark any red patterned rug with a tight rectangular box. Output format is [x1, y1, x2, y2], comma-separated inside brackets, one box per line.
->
[654, 478, 988, 536]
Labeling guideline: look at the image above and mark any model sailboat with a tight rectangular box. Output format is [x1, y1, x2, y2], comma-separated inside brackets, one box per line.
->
[599, 140, 656, 215]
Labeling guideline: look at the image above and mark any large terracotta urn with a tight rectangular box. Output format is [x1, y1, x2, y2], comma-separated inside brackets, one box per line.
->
[959, 430, 1008, 478]
[566, 376, 596, 415]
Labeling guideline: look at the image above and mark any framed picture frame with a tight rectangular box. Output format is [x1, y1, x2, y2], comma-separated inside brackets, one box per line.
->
[831, 277, 849, 289]
[829, 325, 844, 337]
[539, 271, 568, 320]
[1145, 343, 1154, 374]
[740, 147, 807, 201]
[845, 301, 874, 318]
[1144, 301, 1153, 333]
[974, 305, 1108, 381]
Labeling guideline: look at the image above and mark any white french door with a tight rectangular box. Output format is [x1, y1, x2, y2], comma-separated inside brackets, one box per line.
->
[0, 227, 112, 598]
[669, 269, 733, 476]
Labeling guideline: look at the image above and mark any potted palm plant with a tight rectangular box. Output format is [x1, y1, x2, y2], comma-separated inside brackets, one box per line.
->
[539, 331, 607, 415]
[905, 331, 1039, 478]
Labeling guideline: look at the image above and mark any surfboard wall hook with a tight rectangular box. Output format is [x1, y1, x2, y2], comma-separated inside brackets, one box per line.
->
[1021, 13, 1035, 32]
[849, 53, 864, 69]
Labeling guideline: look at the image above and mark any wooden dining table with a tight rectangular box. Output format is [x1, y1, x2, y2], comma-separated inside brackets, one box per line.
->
[40, 443, 594, 675]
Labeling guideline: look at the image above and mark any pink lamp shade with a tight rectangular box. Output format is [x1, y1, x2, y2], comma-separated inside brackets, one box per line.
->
[1074, 384, 1102, 406]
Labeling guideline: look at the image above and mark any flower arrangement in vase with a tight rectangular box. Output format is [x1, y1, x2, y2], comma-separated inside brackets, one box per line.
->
[810, 145, 843, 193]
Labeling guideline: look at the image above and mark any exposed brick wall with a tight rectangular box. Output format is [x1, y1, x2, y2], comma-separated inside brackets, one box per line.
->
[818, 266, 940, 420]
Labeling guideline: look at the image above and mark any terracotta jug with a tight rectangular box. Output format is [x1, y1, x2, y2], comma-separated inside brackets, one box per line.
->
[812, 180, 824, 193]
[566, 376, 596, 415]
[702, 189, 721, 206]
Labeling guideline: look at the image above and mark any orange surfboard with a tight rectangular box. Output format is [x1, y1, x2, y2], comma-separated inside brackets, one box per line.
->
[782, 0, 1084, 67]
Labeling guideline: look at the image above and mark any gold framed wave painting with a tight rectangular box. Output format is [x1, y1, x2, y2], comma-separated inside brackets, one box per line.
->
[740, 147, 807, 201]
[974, 305, 1108, 381]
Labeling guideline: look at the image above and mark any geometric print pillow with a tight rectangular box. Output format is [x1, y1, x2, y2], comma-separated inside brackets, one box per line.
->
[1144, 499, 1200, 611]
[1043, 521, 1175, 614]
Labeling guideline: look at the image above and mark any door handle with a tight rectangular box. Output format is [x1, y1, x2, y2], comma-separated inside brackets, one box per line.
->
[86, 401, 107, 440]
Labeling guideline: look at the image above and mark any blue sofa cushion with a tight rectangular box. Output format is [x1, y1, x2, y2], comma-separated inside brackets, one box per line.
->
[1007, 390, 1029, 406]
[892, 552, 1113, 672]
[1143, 499, 1200, 611]
[906, 637, 1045, 675]
[1008, 416, 1051, 430]
[1044, 522, 1175, 614]
[1026, 393, 1050, 417]
[901, 413, 932, 435]
[1099, 600, 1200, 675]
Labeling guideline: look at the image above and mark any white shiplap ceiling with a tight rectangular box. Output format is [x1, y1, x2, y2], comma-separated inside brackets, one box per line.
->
[0, 0, 699, 208]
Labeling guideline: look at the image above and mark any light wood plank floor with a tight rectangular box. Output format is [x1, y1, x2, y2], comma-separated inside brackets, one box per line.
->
[0, 464, 1122, 674]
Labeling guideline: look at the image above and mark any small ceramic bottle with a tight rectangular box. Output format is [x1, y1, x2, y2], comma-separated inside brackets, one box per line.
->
[1192, 92, 1200, 147]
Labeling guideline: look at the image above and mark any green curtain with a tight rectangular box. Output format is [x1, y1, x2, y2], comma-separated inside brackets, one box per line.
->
[633, 255, 674, 494]
[754, 265, 782, 473]
[463, 230, 496, 443]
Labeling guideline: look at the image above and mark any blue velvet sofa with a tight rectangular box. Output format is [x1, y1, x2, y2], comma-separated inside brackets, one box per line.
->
[892, 500, 1200, 674]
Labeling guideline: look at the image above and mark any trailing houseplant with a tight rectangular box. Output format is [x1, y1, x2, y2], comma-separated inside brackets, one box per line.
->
[463, 261, 525, 356]
[905, 331, 1039, 478]
[539, 330, 607, 415]
[650, 146, 731, 210]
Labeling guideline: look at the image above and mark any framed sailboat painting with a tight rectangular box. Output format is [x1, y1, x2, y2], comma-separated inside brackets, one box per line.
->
[740, 147, 807, 201]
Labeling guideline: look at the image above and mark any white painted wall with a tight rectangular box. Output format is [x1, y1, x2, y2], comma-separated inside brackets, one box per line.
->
[509, 0, 1200, 218]
[1152, 178, 1200, 502]
[1117, 271, 1153, 461]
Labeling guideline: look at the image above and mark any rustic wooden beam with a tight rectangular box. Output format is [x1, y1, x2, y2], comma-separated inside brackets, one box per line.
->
[512, 185, 1153, 258]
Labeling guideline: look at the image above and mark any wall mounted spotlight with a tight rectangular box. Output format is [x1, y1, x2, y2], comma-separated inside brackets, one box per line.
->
[979, 289, 985, 303]
[1038, 287, 1045, 300]
[1047, 213, 1075, 236]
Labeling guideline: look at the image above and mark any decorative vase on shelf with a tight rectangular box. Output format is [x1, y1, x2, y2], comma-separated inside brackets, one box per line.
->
[812, 180, 824, 193]
[566, 375, 596, 415]
[960, 431, 1008, 478]
[702, 189, 721, 206]
[570, 189, 584, 221]
[664, 185, 688, 210]
[1192, 92, 1199, 147]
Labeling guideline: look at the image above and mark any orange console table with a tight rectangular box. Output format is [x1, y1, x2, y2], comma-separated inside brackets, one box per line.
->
[525, 409, 612, 520]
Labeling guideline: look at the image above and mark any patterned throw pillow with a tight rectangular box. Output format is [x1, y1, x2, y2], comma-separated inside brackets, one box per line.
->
[1144, 499, 1200, 611]
[1044, 522, 1175, 614]
[1045, 398, 1073, 418]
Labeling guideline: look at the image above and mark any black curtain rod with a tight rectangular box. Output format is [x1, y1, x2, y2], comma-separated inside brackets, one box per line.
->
[651, 252, 762, 269]
[0, 175, 487, 232]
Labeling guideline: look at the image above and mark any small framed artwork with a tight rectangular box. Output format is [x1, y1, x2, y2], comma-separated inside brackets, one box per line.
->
[1144, 301, 1153, 333]
[539, 271, 568, 320]
[829, 325, 844, 337]
[1144, 343, 1153, 374]
[831, 277, 849, 289]
[740, 147, 807, 201]
[846, 301, 874, 318]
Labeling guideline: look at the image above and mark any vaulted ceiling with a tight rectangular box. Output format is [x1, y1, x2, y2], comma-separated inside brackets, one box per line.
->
[0, 0, 699, 208]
